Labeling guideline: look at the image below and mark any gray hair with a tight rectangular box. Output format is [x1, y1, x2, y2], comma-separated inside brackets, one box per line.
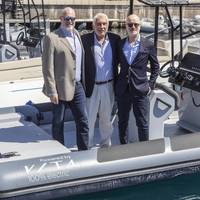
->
[93, 13, 109, 25]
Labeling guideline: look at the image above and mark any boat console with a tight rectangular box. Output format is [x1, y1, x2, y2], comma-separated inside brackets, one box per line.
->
[168, 52, 200, 92]
[160, 52, 200, 132]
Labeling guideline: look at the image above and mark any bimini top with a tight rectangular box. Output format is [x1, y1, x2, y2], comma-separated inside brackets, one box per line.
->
[138, 0, 200, 6]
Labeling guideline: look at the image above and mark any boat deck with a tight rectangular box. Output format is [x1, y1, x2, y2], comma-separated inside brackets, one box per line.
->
[41, 111, 190, 150]
[0, 59, 192, 161]
[0, 106, 190, 163]
[0, 112, 70, 163]
[0, 58, 42, 82]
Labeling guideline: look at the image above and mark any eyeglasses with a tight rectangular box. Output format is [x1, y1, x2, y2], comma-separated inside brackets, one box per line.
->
[127, 23, 140, 28]
[64, 16, 76, 22]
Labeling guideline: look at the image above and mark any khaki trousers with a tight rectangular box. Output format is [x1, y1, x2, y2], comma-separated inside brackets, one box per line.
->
[87, 81, 114, 148]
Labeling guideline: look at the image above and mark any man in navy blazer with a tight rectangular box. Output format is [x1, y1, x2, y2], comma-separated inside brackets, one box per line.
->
[115, 14, 160, 144]
[81, 13, 120, 148]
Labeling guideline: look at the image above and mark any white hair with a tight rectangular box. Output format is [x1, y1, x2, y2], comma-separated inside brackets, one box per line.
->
[93, 13, 108, 25]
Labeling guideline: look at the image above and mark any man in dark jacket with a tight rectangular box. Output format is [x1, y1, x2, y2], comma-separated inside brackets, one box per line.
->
[81, 13, 120, 148]
[116, 14, 160, 144]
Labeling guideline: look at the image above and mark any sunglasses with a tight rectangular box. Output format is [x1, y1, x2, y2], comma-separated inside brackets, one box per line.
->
[127, 23, 140, 28]
[64, 16, 76, 21]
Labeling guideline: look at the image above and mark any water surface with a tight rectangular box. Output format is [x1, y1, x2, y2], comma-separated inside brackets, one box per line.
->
[58, 173, 200, 200]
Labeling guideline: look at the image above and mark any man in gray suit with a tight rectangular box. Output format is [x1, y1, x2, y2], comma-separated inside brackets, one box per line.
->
[42, 7, 88, 151]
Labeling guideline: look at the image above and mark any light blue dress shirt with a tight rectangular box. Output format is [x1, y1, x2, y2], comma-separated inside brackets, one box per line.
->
[61, 28, 82, 82]
[94, 33, 113, 82]
[123, 35, 140, 65]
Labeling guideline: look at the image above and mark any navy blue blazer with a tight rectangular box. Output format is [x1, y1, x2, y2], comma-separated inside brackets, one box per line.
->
[81, 31, 120, 98]
[115, 37, 160, 97]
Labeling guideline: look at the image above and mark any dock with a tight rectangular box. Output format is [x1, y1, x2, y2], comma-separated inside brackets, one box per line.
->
[0, 58, 42, 81]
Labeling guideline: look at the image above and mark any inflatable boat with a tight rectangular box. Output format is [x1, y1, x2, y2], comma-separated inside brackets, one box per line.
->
[1, 79, 200, 200]
[1, 114, 200, 200]
[1, 133, 200, 200]
[1, 1, 200, 199]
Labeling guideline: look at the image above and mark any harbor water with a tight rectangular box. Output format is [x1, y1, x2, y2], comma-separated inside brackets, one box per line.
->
[57, 173, 200, 200]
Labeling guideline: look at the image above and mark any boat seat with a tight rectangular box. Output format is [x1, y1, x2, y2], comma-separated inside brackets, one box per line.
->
[155, 83, 180, 110]
[0, 112, 70, 163]
[0, 103, 74, 125]
[128, 84, 179, 141]
[0, 112, 24, 123]
[149, 85, 178, 140]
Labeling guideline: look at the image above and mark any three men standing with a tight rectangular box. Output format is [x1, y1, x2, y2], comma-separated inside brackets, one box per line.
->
[42, 8, 159, 149]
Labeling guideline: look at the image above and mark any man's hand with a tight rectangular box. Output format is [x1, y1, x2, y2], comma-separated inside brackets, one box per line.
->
[50, 95, 59, 104]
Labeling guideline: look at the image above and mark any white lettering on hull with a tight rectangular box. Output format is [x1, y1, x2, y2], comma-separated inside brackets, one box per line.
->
[24, 155, 75, 183]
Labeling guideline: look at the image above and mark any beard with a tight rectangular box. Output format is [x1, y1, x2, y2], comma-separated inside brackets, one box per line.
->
[127, 30, 138, 38]
[65, 25, 74, 32]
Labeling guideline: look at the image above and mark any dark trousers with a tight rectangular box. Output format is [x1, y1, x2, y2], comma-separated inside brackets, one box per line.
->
[52, 82, 89, 150]
[117, 90, 150, 144]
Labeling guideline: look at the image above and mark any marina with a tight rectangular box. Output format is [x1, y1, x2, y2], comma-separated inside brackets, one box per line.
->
[1, 0, 200, 200]
[1, 0, 200, 61]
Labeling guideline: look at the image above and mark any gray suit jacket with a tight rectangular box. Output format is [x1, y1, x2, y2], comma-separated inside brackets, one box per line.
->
[42, 27, 85, 101]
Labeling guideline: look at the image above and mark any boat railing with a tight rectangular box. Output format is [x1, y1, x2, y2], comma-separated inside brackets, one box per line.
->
[16, 0, 46, 52]
[145, 26, 170, 39]
[138, 0, 200, 64]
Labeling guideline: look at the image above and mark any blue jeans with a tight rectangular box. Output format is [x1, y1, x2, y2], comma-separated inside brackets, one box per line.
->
[52, 82, 89, 150]
[117, 90, 150, 144]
